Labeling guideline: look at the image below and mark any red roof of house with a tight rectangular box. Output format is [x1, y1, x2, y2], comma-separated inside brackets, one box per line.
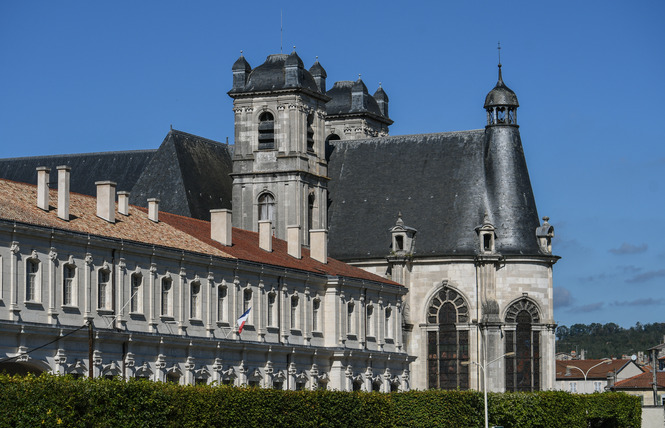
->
[555, 359, 639, 380]
[613, 371, 665, 390]
[0, 179, 401, 286]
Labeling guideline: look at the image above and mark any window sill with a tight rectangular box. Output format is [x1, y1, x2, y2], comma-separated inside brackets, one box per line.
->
[216, 321, 230, 327]
[24, 301, 44, 309]
[160, 315, 175, 322]
[97, 309, 114, 315]
[312, 331, 323, 338]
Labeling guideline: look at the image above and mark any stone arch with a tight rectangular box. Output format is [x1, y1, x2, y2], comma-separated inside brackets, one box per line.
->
[424, 282, 470, 390]
[0, 359, 50, 376]
[504, 297, 542, 392]
[503, 297, 541, 323]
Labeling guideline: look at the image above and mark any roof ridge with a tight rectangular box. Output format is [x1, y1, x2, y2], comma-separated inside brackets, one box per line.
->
[169, 128, 229, 146]
[0, 149, 157, 161]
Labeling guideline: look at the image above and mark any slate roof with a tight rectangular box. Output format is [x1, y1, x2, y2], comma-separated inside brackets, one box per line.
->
[0, 149, 155, 197]
[555, 359, 639, 381]
[613, 371, 665, 390]
[230, 53, 324, 98]
[130, 129, 234, 221]
[0, 179, 398, 286]
[326, 80, 392, 124]
[326, 129, 543, 260]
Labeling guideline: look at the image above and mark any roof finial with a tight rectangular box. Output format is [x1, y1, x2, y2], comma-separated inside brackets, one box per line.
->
[315, 55, 318, 61]
[379, 81, 382, 88]
[497, 41, 501, 67]
[240, 50, 243, 56]
[293, 45, 296, 52]
[358, 73, 362, 80]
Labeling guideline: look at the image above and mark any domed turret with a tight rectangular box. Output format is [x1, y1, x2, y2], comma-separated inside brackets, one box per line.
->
[484, 64, 518, 126]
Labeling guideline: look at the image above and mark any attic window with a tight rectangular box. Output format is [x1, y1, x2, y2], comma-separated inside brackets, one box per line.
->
[307, 113, 315, 153]
[395, 235, 404, 251]
[258, 112, 275, 150]
[483, 234, 492, 252]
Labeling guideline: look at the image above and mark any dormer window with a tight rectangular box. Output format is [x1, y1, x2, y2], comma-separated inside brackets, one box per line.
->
[258, 112, 275, 150]
[395, 235, 404, 251]
[483, 234, 492, 252]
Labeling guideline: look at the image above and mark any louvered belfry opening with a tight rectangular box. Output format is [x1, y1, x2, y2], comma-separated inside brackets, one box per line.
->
[258, 112, 275, 150]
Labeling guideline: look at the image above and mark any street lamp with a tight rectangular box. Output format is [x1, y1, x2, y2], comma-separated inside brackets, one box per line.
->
[462, 351, 515, 428]
[566, 359, 612, 394]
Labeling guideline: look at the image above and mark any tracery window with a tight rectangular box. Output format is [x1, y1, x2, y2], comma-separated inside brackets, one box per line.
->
[505, 299, 541, 392]
[426, 287, 469, 390]
[258, 193, 275, 222]
[258, 111, 275, 150]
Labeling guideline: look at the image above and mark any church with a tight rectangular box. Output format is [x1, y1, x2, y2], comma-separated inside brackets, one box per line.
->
[0, 49, 558, 392]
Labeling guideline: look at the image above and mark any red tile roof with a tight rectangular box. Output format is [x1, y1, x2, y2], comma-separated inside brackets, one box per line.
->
[555, 359, 639, 380]
[613, 371, 665, 390]
[0, 179, 401, 286]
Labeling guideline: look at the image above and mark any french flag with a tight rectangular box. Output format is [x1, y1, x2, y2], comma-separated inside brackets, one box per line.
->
[236, 307, 251, 334]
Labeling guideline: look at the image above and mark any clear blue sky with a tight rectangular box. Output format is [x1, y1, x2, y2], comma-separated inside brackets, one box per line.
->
[1, 1, 663, 329]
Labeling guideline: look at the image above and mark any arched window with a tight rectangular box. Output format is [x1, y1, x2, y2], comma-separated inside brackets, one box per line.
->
[426, 287, 469, 390]
[366, 305, 374, 337]
[190, 281, 201, 319]
[258, 193, 275, 222]
[290, 295, 299, 330]
[243, 288, 252, 313]
[312, 298, 320, 332]
[217, 285, 227, 323]
[98, 269, 111, 310]
[26, 258, 40, 302]
[325, 133, 340, 162]
[385, 307, 393, 339]
[308, 192, 315, 232]
[505, 299, 541, 392]
[161, 277, 172, 316]
[347, 301, 355, 335]
[258, 111, 275, 150]
[63, 264, 76, 306]
[130, 273, 142, 313]
[267, 292, 276, 327]
[306, 113, 315, 153]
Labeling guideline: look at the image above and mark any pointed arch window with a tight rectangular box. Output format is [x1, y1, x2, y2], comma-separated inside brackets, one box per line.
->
[505, 299, 541, 392]
[258, 111, 275, 150]
[258, 193, 275, 222]
[426, 287, 469, 390]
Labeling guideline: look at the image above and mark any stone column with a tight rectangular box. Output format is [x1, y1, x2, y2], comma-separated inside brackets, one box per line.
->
[116, 258, 126, 327]
[84, 253, 93, 320]
[178, 267, 187, 335]
[148, 263, 157, 332]
[9, 241, 20, 318]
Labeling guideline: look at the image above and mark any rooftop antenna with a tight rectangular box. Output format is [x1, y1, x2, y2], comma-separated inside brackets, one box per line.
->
[280, 10, 283, 54]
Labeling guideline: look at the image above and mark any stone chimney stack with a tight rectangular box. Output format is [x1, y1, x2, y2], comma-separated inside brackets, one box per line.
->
[287, 225, 301, 259]
[309, 229, 328, 264]
[36, 166, 50, 211]
[148, 198, 159, 223]
[95, 181, 116, 223]
[117, 191, 130, 216]
[259, 220, 272, 252]
[56, 165, 71, 221]
[210, 209, 233, 246]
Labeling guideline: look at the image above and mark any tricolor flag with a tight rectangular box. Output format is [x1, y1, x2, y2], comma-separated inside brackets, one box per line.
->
[236, 307, 251, 334]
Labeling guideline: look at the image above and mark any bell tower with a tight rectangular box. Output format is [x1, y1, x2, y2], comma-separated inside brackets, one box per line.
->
[228, 50, 331, 245]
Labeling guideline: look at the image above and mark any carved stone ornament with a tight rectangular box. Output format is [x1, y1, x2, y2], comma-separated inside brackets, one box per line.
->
[10, 241, 20, 254]
[49, 247, 57, 261]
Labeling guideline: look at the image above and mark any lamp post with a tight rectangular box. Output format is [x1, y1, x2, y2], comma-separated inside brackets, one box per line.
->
[462, 351, 515, 428]
[566, 359, 612, 394]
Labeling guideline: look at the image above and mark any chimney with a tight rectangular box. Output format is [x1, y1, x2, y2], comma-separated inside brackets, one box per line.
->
[309, 229, 328, 264]
[210, 209, 232, 246]
[259, 220, 272, 252]
[36, 166, 50, 211]
[117, 191, 130, 216]
[147, 198, 159, 223]
[56, 166, 71, 220]
[95, 181, 116, 223]
[287, 225, 301, 259]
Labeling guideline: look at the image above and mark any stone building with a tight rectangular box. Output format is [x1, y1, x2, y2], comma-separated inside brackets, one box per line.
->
[0, 50, 559, 392]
